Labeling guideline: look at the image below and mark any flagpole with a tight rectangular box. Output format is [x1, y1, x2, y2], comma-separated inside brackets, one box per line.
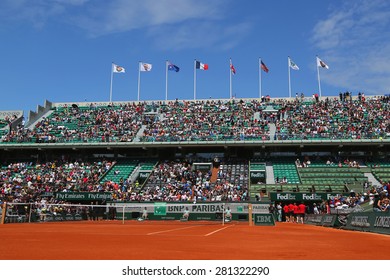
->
[259, 58, 262, 99]
[229, 58, 232, 99]
[316, 56, 322, 98]
[109, 62, 114, 102]
[137, 61, 141, 101]
[165, 60, 168, 101]
[193, 59, 196, 100]
[288, 56, 292, 98]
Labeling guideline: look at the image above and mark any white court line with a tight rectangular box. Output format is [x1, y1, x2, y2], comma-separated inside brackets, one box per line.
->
[204, 224, 235, 237]
[147, 225, 203, 235]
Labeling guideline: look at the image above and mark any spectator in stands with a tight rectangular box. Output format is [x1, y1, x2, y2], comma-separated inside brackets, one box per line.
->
[381, 198, 389, 212]
[373, 194, 382, 212]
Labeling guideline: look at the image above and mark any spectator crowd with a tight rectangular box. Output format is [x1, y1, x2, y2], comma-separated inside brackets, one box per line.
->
[1, 95, 387, 144]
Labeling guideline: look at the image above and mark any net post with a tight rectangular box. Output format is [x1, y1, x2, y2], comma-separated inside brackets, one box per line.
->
[122, 206, 125, 225]
[28, 203, 33, 223]
[248, 203, 253, 226]
[222, 203, 225, 226]
[1, 202, 6, 224]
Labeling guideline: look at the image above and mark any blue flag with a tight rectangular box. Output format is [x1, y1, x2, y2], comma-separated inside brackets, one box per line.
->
[168, 61, 180, 72]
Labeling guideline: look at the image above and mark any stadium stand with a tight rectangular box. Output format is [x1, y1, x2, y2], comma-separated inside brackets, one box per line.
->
[1, 96, 389, 144]
[0, 95, 389, 216]
[99, 160, 138, 184]
[273, 160, 300, 184]
[369, 162, 390, 185]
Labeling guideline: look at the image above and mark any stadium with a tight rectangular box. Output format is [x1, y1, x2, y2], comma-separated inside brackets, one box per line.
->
[0, 94, 390, 260]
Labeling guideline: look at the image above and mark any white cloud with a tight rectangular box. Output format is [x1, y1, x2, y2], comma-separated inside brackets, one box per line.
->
[71, 0, 252, 50]
[0, 0, 250, 51]
[66, 0, 225, 36]
[311, 0, 390, 94]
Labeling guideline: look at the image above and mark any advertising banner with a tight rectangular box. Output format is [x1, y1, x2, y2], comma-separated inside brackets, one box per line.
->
[55, 192, 112, 201]
[345, 212, 390, 235]
[253, 214, 275, 226]
[111, 202, 270, 221]
[304, 214, 338, 227]
[270, 192, 347, 202]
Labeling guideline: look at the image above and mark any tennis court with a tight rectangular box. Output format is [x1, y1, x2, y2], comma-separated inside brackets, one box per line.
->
[1, 221, 389, 260]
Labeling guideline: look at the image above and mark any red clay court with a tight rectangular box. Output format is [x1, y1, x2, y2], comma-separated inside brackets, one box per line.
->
[1, 221, 390, 260]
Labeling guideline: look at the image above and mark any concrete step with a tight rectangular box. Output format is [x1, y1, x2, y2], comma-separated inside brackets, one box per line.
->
[364, 172, 382, 188]
[266, 162, 275, 184]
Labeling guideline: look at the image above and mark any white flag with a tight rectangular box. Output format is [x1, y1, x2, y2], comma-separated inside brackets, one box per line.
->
[113, 64, 125, 73]
[139, 62, 152, 72]
[288, 57, 299, 70]
[317, 57, 329, 69]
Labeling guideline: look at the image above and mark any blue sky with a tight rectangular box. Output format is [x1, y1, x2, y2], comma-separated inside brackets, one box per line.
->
[1, 0, 390, 114]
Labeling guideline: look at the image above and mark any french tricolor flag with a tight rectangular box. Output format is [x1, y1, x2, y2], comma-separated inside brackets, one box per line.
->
[195, 61, 209, 70]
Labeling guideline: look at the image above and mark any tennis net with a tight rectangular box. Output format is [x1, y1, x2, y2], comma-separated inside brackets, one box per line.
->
[1, 201, 269, 225]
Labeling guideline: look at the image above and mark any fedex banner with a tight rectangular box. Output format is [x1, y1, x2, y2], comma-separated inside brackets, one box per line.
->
[270, 192, 348, 201]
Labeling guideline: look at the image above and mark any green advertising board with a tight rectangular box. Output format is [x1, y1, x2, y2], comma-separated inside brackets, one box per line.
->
[304, 214, 338, 227]
[154, 203, 167, 215]
[345, 212, 390, 235]
[320, 214, 338, 227]
[253, 214, 275, 226]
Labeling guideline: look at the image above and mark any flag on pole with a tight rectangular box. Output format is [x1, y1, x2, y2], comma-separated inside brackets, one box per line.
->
[113, 64, 125, 73]
[260, 61, 269, 73]
[288, 57, 299, 70]
[195, 61, 209, 70]
[167, 61, 180, 72]
[317, 57, 329, 69]
[230, 61, 236, 75]
[139, 62, 152, 72]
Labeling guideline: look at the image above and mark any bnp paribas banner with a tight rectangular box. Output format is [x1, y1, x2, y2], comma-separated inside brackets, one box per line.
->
[55, 192, 112, 201]
[111, 202, 270, 214]
[270, 192, 347, 201]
